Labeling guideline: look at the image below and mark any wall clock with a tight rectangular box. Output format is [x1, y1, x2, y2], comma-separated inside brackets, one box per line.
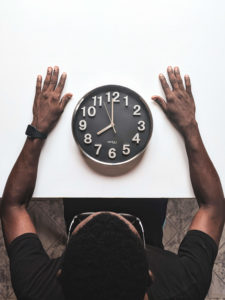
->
[72, 85, 153, 173]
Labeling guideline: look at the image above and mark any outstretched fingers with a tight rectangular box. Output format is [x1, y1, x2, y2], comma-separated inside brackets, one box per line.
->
[55, 72, 67, 96]
[42, 67, 52, 92]
[184, 75, 193, 97]
[151, 95, 167, 112]
[159, 73, 171, 97]
[60, 93, 73, 110]
[167, 66, 179, 90]
[174, 67, 185, 90]
[35, 75, 42, 99]
[49, 66, 59, 91]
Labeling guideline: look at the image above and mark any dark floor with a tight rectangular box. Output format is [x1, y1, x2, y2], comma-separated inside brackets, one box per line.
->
[0, 198, 225, 299]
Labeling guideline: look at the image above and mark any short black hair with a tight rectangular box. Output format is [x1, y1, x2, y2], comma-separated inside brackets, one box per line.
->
[60, 212, 151, 300]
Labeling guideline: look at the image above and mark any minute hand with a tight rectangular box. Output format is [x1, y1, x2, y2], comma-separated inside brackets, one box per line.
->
[110, 98, 116, 133]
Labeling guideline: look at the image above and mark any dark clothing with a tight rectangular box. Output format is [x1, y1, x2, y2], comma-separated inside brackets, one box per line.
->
[7, 230, 217, 300]
[146, 230, 218, 300]
[8, 233, 64, 300]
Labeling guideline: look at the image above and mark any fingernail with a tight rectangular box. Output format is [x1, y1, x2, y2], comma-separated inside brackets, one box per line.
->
[62, 72, 67, 77]
[48, 67, 52, 73]
[184, 74, 189, 78]
[54, 66, 59, 71]
[38, 75, 41, 80]
[159, 73, 164, 78]
[175, 67, 179, 72]
[168, 66, 172, 71]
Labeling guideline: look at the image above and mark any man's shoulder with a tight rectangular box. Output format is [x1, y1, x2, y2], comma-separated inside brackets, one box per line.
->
[146, 230, 218, 300]
[8, 232, 65, 300]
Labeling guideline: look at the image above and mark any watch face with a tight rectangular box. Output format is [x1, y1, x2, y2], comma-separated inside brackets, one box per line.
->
[72, 85, 153, 166]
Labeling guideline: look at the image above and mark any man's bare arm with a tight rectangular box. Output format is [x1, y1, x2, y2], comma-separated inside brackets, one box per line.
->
[152, 66, 225, 246]
[0, 138, 44, 244]
[183, 123, 224, 245]
[0, 66, 72, 246]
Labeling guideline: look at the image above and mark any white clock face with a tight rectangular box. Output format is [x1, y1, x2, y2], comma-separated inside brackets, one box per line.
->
[72, 85, 153, 165]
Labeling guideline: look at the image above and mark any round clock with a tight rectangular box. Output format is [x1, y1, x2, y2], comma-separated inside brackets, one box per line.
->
[72, 85, 153, 170]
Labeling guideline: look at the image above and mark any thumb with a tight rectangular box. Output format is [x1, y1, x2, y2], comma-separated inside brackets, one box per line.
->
[60, 93, 73, 110]
[151, 95, 167, 113]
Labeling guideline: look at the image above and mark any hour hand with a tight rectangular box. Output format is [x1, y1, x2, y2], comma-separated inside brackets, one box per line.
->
[97, 123, 112, 135]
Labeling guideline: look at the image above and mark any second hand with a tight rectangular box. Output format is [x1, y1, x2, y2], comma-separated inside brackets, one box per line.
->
[104, 101, 116, 133]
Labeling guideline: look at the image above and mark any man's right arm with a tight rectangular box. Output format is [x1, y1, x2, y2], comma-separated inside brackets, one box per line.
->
[152, 66, 225, 246]
[183, 122, 224, 245]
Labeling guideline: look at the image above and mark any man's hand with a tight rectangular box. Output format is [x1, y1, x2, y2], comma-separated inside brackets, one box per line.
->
[0, 66, 73, 245]
[152, 66, 197, 136]
[152, 66, 225, 246]
[32, 66, 73, 134]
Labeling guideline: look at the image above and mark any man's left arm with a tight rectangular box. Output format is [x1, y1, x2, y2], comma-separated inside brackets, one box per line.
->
[0, 66, 72, 246]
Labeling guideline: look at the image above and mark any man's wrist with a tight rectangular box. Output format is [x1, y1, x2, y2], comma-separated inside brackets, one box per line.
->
[31, 119, 49, 135]
[25, 136, 45, 148]
[183, 121, 199, 138]
[183, 121, 202, 150]
[27, 122, 48, 139]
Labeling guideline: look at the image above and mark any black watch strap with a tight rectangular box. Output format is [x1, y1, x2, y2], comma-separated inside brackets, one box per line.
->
[25, 125, 47, 140]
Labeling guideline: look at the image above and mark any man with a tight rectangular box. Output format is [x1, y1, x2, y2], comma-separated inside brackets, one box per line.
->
[0, 66, 224, 300]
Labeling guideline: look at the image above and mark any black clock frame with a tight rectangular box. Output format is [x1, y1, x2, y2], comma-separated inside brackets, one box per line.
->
[72, 85, 153, 166]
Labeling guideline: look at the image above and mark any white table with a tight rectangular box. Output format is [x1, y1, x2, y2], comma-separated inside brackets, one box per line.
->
[1, 0, 224, 197]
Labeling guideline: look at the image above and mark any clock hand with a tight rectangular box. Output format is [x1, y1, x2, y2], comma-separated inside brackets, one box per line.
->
[110, 98, 116, 134]
[104, 101, 116, 134]
[111, 97, 114, 123]
[104, 101, 113, 124]
[97, 123, 112, 135]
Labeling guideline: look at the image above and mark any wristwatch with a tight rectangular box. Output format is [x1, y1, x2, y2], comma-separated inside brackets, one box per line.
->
[25, 125, 47, 139]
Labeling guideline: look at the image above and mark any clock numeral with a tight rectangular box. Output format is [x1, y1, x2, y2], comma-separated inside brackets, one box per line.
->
[123, 95, 129, 107]
[84, 133, 92, 144]
[122, 144, 130, 155]
[113, 92, 120, 102]
[81, 106, 96, 117]
[79, 120, 87, 131]
[133, 105, 141, 116]
[132, 133, 140, 144]
[137, 120, 145, 131]
[81, 107, 86, 117]
[106, 91, 120, 103]
[88, 106, 96, 117]
[94, 144, 102, 156]
[106, 92, 111, 103]
[92, 96, 102, 107]
[108, 148, 116, 159]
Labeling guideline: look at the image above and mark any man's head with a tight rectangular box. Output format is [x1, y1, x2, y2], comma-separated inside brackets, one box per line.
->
[60, 212, 152, 300]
